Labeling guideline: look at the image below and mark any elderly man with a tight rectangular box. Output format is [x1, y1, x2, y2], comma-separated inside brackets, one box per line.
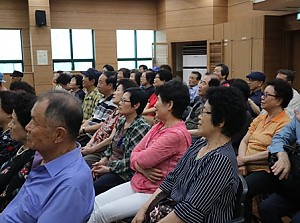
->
[0, 90, 95, 223]
[10, 70, 23, 83]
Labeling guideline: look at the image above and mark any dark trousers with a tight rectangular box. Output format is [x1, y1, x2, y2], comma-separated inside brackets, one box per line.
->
[259, 193, 300, 223]
[93, 172, 126, 196]
[244, 171, 276, 223]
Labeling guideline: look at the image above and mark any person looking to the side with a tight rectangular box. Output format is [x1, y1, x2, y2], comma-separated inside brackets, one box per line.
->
[0, 92, 37, 210]
[237, 79, 293, 223]
[92, 87, 150, 195]
[133, 86, 247, 223]
[88, 80, 191, 223]
[81, 79, 138, 167]
[0, 90, 95, 223]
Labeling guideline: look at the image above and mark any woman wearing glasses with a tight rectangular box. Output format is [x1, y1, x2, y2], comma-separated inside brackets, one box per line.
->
[237, 79, 293, 223]
[132, 86, 247, 223]
[92, 87, 150, 195]
[88, 80, 191, 223]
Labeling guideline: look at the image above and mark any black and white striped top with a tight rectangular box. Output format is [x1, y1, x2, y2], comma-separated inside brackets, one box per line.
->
[160, 139, 239, 223]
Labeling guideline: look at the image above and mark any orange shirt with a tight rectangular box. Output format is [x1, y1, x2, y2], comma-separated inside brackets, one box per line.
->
[245, 110, 290, 172]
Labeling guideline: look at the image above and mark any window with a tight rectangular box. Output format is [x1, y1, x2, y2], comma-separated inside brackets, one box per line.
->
[0, 30, 23, 73]
[117, 30, 154, 69]
[51, 29, 94, 71]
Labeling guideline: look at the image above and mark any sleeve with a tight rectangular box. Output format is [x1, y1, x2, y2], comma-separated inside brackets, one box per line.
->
[37, 186, 93, 223]
[268, 117, 297, 153]
[173, 154, 234, 222]
[108, 122, 150, 174]
[130, 130, 183, 169]
[247, 115, 261, 134]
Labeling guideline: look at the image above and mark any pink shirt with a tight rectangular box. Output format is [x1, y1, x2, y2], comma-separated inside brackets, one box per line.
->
[130, 121, 191, 193]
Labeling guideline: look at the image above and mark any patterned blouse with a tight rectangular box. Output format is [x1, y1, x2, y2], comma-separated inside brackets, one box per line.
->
[104, 116, 150, 181]
[0, 130, 22, 166]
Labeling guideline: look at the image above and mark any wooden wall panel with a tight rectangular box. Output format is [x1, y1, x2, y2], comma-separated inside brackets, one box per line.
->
[166, 25, 213, 42]
[214, 23, 224, 40]
[228, 0, 287, 22]
[251, 39, 264, 72]
[166, 8, 214, 28]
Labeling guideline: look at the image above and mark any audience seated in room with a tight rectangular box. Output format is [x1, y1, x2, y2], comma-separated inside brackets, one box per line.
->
[92, 87, 150, 195]
[69, 74, 85, 103]
[0, 90, 95, 222]
[132, 86, 247, 223]
[88, 80, 192, 223]
[81, 79, 138, 167]
[237, 79, 293, 223]
[259, 107, 300, 223]
[140, 71, 155, 99]
[0, 92, 37, 211]
[188, 71, 201, 105]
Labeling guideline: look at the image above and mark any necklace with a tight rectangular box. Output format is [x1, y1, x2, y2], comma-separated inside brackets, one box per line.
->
[16, 146, 30, 156]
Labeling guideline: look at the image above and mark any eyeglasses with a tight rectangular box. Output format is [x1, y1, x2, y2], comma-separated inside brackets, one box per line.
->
[200, 107, 212, 115]
[262, 92, 277, 98]
[120, 98, 131, 103]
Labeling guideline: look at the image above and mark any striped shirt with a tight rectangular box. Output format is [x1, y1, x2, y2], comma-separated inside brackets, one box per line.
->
[160, 139, 239, 223]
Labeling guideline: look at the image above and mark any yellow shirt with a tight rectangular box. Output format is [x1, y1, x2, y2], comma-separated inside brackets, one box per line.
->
[245, 110, 290, 172]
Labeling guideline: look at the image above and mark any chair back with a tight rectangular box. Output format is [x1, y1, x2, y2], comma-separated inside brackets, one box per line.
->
[226, 174, 248, 223]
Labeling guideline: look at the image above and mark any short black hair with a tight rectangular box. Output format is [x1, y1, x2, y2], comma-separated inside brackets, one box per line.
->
[56, 73, 71, 86]
[208, 78, 220, 87]
[266, 79, 293, 108]
[118, 78, 138, 90]
[206, 86, 247, 137]
[157, 80, 190, 119]
[228, 79, 250, 102]
[156, 69, 173, 82]
[38, 90, 83, 140]
[139, 65, 148, 71]
[145, 71, 156, 85]
[0, 91, 16, 114]
[191, 71, 202, 80]
[277, 69, 295, 83]
[71, 74, 83, 89]
[159, 64, 172, 73]
[124, 87, 148, 115]
[103, 64, 114, 71]
[9, 81, 36, 95]
[103, 71, 117, 90]
[118, 68, 130, 79]
[216, 63, 229, 80]
[14, 92, 37, 129]
[132, 71, 141, 86]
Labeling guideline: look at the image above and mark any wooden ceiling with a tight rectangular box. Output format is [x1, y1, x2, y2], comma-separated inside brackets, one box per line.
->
[253, 0, 300, 12]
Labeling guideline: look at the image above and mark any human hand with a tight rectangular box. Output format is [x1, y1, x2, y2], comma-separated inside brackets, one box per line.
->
[271, 152, 291, 180]
[132, 208, 146, 223]
[134, 162, 163, 182]
[236, 156, 246, 167]
[91, 164, 109, 177]
[238, 166, 247, 176]
[80, 145, 93, 155]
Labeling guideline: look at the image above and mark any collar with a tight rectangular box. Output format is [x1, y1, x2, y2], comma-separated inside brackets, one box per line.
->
[43, 142, 81, 178]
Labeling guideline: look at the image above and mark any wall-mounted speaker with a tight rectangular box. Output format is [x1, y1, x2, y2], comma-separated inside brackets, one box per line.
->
[35, 10, 46, 27]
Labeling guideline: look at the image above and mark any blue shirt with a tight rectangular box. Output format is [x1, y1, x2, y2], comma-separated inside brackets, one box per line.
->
[189, 85, 199, 104]
[268, 107, 300, 153]
[0, 143, 95, 223]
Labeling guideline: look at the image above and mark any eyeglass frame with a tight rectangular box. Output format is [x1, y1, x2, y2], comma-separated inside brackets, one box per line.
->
[120, 98, 131, 104]
[200, 107, 212, 115]
[262, 92, 277, 98]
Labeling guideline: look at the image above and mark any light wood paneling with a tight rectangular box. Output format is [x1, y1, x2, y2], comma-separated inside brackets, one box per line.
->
[214, 23, 224, 40]
[231, 40, 252, 79]
[228, 0, 288, 22]
[166, 8, 214, 28]
[251, 39, 264, 72]
[166, 25, 213, 42]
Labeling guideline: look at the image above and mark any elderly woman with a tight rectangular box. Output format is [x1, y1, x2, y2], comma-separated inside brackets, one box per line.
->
[0, 92, 37, 210]
[0, 91, 21, 166]
[92, 87, 150, 195]
[88, 80, 191, 223]
[132, 86, 247, 223]
[237, 79, 293, 223]
[81, 79, 138, 167]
